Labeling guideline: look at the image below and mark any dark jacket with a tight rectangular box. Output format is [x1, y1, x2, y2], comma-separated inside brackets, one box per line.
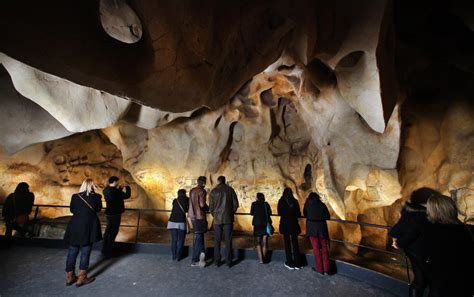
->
[64, 192, 102, 246]
[250, 201, 272, 226]
[2, 192, 35, 219]
[189, 186, 208, 221]
[278, 196, 301, 235]
[389, 203, 429, 260]
[209, 183, 239, 225]
[103, 185, 131, 215]
[424, 223, 474, 297]
[169, 194, 190, 223]
[303, 197, 330, 239]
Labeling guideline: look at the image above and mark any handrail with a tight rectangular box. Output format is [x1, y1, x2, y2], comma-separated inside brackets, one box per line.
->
[0, 202, 411, 283]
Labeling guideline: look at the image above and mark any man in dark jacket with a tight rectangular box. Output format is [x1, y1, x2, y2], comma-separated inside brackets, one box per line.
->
[102, 176, 131, 254]
[209, 176, 239, 267]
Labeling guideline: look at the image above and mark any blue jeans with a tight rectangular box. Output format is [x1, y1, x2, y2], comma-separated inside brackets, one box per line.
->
[66, 244, 92, 272]
[170, 229, 186, 260]
[191, 231, 205, 263]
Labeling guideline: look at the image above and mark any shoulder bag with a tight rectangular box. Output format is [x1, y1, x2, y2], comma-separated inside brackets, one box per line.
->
[176, 199, 193, 233]
[264, 203, 274, 236]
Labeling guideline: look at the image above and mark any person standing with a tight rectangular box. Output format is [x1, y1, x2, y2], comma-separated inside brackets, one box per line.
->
[167, 189, 190, 261]
[209, 176, 239, 267]
[304, 192, 331, 275]
[278, 188, 302, 270]
[389, 187, 438, 297]
[64, 178, 102, 287]
[424, 194, 473, 297]
[189, 176, 209, 267]
[102, 176, 131, 254]
[250, 193, 272, 264]
[2, 182, 35, 245]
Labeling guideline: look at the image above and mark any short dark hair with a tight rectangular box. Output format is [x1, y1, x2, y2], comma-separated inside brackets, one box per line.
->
[177, 189, 186, 197]
[308, 192, 320, 200]
[197, 176, 206, 184]
[410, 187, 440, 206]
[256, 192, 265, 201]
[108, 176, 119, 184]
[217, 176, 226, 184]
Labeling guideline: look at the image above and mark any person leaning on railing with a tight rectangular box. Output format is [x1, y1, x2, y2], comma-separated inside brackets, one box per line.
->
[278, 187, 302, 270]
[63, 178, 102, 287]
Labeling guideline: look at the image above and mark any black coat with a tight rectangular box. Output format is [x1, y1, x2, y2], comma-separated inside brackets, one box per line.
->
[303, 197, 330, 239]
[278, 196, 301, 235]
[250, 201, 272, 226]
[64, 192, 103, 246]
[424, 223, 474, 296]
[168, 195, 190, 223]
[103, 186, 131, 215]
[389, 203, 428, 260]
[2, 192, 35, 218]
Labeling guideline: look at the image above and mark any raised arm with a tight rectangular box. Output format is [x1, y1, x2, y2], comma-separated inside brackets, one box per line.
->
[122, 185, 131, 200]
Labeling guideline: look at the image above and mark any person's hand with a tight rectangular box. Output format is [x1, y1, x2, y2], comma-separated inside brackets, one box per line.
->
[392, 239, 399, 249]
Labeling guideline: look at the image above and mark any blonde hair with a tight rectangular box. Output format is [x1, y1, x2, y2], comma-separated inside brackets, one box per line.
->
[79, 178, 97, 196]
[426, 194, 459, 224]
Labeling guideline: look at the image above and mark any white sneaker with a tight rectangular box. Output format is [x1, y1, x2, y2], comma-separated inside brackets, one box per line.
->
[284, 264, 294, 270]
[198, 252, 206, 268]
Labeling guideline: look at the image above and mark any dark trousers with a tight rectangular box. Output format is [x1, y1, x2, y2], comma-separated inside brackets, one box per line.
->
[283, 233, 301, 267]
[192, 232, 205, 263]
[408, 255, 428, 297]
[102, 214, 121, 253]
[310, 236, 330, 273]
[170, 229, 186, 260]
[4, 219, 29, 246]
[214, 224, 233, 265]
[66, 244, 93, 272]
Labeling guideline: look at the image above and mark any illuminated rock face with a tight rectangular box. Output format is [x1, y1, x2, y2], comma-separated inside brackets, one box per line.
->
[0, 0, 472, 249]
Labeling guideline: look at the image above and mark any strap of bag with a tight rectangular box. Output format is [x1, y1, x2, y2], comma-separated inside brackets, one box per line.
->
[176, 199, 186, 215]
[264, 202, 269, 224]
[77, 193, 95, 211]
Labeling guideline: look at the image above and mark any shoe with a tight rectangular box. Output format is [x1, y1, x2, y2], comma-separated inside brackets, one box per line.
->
[311, 267, 324, 275]
[294, 266, 302, 270]
[226, 261, 232, 268]
[198, 252, 206, 268]
[284, 264, 294, 270]
[66, 271, 77, 286]
[76, 270, 95, 287]
[191, 262, 200, 267]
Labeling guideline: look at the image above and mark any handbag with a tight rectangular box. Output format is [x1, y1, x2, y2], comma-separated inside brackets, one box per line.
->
[264, 203, 274, 236]
[176, 199, 193, 233]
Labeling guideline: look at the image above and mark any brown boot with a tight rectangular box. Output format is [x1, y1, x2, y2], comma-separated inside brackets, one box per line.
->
[66, 271, 77, 286]
[76, 270, 95, 287]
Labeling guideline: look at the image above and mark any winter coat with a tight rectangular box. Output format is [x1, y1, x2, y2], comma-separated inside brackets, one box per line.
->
[278, 196, 301, 235]
[103, 185, 131, 215]
[303, 197, 330, 239]
[424, 223, 474, 297]
[64, 192, 102, 246]
[2, 192, 35, 219]
[169, 194, 190, 223]
[209, 183, 239, 225]
[389, 203, 429, 260]
[250, 201, 272, 226]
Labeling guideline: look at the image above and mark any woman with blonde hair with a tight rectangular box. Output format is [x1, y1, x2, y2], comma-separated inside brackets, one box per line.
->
[425, 194, 473, 297]
[64, 179, 103, 287]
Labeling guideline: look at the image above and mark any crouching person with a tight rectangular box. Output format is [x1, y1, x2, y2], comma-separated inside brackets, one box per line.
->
[64, 179, 103, 287]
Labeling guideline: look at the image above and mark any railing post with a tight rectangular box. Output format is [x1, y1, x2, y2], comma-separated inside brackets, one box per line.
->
[135, 209, 141, 244]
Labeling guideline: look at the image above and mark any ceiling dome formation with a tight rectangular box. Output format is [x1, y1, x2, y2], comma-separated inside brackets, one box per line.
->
[0, 0, 472, 249]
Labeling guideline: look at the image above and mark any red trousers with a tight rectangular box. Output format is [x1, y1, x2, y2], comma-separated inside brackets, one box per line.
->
[310, 236, 330, 273]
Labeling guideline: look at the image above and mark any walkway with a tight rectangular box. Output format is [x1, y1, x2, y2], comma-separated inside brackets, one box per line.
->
[0, 246, 397, 296]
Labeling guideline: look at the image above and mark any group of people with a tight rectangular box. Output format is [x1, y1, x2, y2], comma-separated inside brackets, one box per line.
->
[389, 188, 473, 297]
[3, 178, 472, 296]
[167, 176, 332, 275]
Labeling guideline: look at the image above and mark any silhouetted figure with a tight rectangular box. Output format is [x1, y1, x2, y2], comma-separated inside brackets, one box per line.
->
[278, 188, 302, 270]
[390, 187, 439, 297]
[102, 176, 131, 254]
[424, 194, 473, 297]
[209, 176, 239, 267]
[64, 179, 102, 287]
[304, 192, 331, 275]
[189, 176, 208, 267]
[167, 189, 190, 261]
[250, 193, 272, 264]
[2, 182, 35, 246]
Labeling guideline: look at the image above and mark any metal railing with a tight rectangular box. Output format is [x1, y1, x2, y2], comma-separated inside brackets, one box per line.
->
[2, 203, 411, 283]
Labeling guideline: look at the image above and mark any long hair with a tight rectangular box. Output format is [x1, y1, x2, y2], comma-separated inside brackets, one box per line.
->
[282, 187, 295, 207]
[426, 194, 459, 224]
[79, 178, 97, 196]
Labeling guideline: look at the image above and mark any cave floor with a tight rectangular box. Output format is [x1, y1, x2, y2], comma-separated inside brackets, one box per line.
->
[0, 246, 397, 297]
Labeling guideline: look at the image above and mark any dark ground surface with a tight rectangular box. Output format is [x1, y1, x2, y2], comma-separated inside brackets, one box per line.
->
[0, 246, 398, 297]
